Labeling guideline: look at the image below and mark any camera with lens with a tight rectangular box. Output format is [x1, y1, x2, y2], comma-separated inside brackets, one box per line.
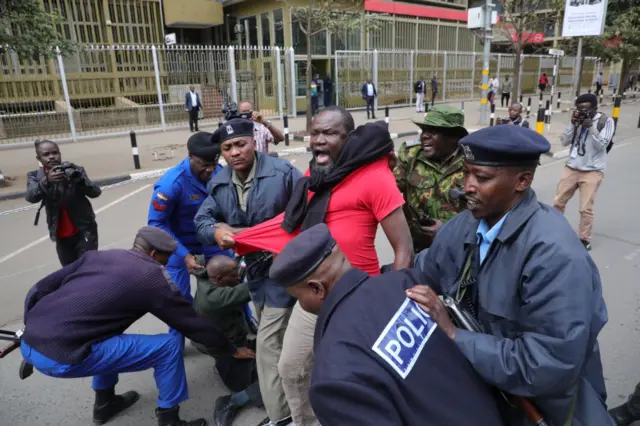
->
[51, 163, 82, 180]
[222, 102, 252, 121]
[576, 109, 592, 124]
[419, 213, 436, 227]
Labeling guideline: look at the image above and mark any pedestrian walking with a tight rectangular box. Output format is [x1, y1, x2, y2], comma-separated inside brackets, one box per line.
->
[501, 75, 512, 107]
[361, 78, 377, 119]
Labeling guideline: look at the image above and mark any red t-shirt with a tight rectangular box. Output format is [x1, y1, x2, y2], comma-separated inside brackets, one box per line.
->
[57, 205, 78, 239]
[234, 157, 404, 276]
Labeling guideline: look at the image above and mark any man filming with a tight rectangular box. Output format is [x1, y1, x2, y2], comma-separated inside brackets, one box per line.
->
[553, 93, 614, 251]
[496, 103, 529, 128]
[238, 101, 285, 154]
[26, 140, 101, 266]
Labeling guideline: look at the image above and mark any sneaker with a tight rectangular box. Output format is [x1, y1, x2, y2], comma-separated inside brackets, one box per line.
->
[256, 417, 294, 426]
[581, 239, 592, 251]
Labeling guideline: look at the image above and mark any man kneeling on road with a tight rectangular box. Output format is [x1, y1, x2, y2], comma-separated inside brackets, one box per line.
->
[267, 223, 504, 426]
[192, 255, 263, 426]
[20, 226, 254, 426]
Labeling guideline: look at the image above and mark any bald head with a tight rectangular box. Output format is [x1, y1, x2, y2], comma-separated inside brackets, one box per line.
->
[238, 101, 253, 113]
[206, 255, 240, 287]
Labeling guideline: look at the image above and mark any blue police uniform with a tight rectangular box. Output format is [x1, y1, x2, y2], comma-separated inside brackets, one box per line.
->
[268, 224, 504, 426]
[148, 157, 231, 304]
[416, 126, 614, 426]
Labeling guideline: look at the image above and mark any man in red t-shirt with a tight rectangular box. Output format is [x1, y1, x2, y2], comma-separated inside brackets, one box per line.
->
[218, 107, 413, 426]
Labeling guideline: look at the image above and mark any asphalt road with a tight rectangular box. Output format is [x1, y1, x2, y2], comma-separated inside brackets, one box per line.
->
[1, 137, 640, 425]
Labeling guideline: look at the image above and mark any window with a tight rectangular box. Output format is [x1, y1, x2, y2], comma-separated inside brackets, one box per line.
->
[263, 62, 274, 96]
[274, 9, 285, 47]
[261, 13, 272, 46]
[296, 61, 308, 96]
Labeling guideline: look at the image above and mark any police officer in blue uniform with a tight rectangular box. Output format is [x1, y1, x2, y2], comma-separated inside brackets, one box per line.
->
[148, 132, 230, 315]
[410, 125, 614, 426]
[268, 223, 504, 426]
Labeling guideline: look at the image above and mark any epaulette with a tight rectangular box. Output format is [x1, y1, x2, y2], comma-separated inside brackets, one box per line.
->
[405, 139, 421, 148]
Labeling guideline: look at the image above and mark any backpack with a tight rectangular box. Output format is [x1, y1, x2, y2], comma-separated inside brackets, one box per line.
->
[596, 113, 614, 153]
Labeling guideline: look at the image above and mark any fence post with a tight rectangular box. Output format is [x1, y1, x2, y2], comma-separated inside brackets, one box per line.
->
[496, 53, 502, 83]
[151, 45, 166, 132]
[373, 49, 379, 114]
[442, 51, 448, 103]
[289, 48, 297, 117]
[228, 46, 238, 104]
[536, 108, 545, 135]
[56, 48, 77, 142]
[470, 52, 476, 100]
[275, 47, 284, 120]
[409, 50, 415, 107]
[335, 52, 339, 108]
[283, 115, 290, 146]
[130, 131, 141, 170]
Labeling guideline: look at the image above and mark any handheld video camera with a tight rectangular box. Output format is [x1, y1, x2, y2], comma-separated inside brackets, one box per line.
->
[51, 163, 82, 180]
[222, 102, 252, 121]
[576, 109, 594, 125]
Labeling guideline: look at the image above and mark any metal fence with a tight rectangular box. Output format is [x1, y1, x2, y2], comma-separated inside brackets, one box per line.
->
[0, 44, 295, 145]
[336, 50, 599, 110]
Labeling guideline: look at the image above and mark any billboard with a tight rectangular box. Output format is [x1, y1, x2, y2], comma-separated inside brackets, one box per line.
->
[562, 0, 608, 37]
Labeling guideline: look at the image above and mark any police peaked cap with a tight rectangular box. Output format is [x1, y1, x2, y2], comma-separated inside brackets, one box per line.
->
[187, 131, 220, 161]
[217, 118, 255, 143]
[136, 226, 178, 254]
[269, 223, 337, 288]
[458, 125, 550, 167]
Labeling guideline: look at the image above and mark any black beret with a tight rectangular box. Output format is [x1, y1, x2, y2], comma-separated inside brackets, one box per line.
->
[187, 132, 220, 161]
[458, 125, 550, 167]
[269, 223, 336, 287]
[136, 226, 178, 254]
[218, 118, 254, 143]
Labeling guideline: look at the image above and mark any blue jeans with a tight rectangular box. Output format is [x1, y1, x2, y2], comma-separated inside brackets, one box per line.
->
[21, 334, 188, 409]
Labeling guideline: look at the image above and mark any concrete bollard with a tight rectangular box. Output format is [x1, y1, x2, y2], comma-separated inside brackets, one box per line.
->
[129, 131, 141, 170]
[283, 115, 290, 146]
[557, 92, 561, 111]
[612, 95, 621, 130]
[535, 108, 546, 135]
[526, 97, 532, 119]
[385, 106, 390, 124]
[539, 92, 543, 108]
[461, 101, 465, 115]
[490, 104, 496, 127]
[544, 100, 551, 125]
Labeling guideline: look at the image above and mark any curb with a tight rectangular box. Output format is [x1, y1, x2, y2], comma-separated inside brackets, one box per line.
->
[0, 174, 132, 202]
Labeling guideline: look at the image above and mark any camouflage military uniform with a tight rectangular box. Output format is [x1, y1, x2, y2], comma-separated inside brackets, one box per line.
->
[394, 104, 468, 253]
[395, 141, 465, 253]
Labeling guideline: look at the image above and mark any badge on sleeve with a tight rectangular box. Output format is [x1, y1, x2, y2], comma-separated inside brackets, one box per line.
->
[153, 192, 169, 212]
[372, 298, 436, 379]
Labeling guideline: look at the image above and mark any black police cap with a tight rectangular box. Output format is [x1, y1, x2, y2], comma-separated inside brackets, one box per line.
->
[458, 125, 550, 167]
[136, 226, 178, 254]
[218, 118, 254, 143]
[269, 223, 337, 288]
[187, 131, 220, 161]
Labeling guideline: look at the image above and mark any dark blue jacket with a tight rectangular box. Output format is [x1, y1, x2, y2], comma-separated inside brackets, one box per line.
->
[416, 189, 613, 426]
[185, 91, 202, 111]
[310, 267, 504, 426]
[148, 157, 228, 267]
[194, 152, 302, 308]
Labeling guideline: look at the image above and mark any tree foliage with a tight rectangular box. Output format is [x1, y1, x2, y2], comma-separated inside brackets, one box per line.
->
[586, 1, 640, 87]
[494, 0, 564, 98]
[287, 0, 379, 131]
[0, 0, 77, 59]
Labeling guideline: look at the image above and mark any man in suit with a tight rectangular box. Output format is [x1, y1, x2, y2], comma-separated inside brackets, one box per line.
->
[185, 86, 203, 132]
[361, 78, 377, 120]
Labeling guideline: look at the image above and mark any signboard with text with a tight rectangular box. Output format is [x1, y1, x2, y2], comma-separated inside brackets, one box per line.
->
[562, 0, 608, 37]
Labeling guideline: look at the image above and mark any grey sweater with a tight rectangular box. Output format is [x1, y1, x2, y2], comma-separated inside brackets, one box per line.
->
[560, 112, 615, 172]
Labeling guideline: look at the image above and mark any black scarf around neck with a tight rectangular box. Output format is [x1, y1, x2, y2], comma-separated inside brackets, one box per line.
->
[281, 121, 394, 233]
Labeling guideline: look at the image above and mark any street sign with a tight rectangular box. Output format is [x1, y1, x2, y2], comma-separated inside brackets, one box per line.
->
[562, 0, 608, 37]
[165, 33, 177, 45]
[549, 48, 565, 56]
[467, 7, 498, 29]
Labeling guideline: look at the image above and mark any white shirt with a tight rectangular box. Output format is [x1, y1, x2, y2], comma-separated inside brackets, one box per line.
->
[190, 92, 197, 108]
[366, 83, 374, 97]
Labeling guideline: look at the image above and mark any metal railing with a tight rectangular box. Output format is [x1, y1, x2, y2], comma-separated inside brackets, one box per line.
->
[335, 50, 599, 110]
[0, 44, 295, 145]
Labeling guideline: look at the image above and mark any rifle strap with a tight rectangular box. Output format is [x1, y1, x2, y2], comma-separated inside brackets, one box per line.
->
[456, 244, 478, 318]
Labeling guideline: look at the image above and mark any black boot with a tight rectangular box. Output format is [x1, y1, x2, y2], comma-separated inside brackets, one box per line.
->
[610, 384, 640, 426]
[93, 388, 140, 425]
[156, 405, 208, 426]
[214, 395, 240, 426]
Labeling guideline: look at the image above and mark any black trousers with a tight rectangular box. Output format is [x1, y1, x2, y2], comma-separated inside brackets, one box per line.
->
[311, 96, 319, 115]
[188, 108, 199, 132]
[55, 230, 98, 266]
[365, 96, 375, 118]
[431, 91, 437, 106]
[501, 93, 511, 107]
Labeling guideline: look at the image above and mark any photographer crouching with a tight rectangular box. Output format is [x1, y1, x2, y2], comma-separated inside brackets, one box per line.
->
[224, 101, 284, 154]
[553, 93, 615, 251]
[26, 140, 101, 265]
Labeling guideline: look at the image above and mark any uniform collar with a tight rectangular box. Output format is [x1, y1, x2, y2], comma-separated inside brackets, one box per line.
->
[464, 188, 541, 246]
[182, 157, 220, 191]
[476, 213, 509, 247]
[315, 268, 369, 347]
[418, 147, 464, 173]
[209, 152, 276, 191]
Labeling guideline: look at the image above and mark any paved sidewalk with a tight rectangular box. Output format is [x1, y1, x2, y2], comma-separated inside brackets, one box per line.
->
[1, 97, 638, 197]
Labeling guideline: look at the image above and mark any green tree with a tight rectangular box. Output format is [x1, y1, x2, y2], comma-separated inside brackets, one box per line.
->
[495, 0, 564, 99]
[289, 0, 379, 132]
[0, 0, 77, 58]
[586, 1, 640, 91]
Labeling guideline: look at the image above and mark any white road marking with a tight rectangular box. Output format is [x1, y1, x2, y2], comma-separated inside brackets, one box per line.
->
[0, 184, 152, 265]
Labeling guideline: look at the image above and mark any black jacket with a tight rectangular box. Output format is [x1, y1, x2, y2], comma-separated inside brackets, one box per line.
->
[25, 165, 101, 241]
